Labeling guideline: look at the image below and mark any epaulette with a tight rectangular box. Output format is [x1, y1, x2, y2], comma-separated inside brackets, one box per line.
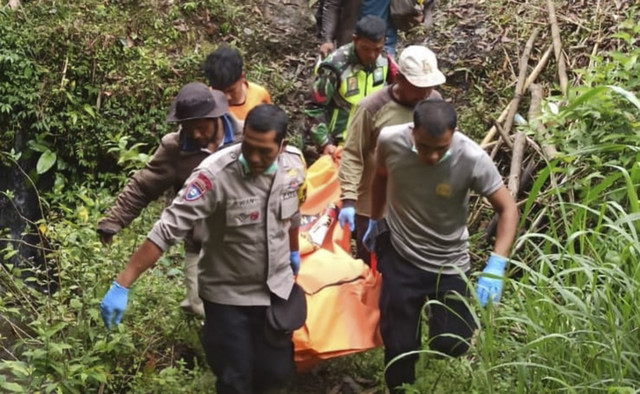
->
[284, 145, 306, 166]
[198, 144, 241, 175]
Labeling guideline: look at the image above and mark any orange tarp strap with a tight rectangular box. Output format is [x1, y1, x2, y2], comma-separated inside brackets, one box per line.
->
[294, 154, 383, 371]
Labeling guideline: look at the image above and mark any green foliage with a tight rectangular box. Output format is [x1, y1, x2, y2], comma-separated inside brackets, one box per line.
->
[0, 0, 241, 185]
[0, 184, 212, 392]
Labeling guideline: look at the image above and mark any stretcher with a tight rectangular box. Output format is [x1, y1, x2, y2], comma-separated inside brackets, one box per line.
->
[293, 155, 383, 370]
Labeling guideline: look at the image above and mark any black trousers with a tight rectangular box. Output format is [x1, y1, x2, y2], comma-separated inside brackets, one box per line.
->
[200, 301, 295, 394]
[355, 213, 371, 265]
[375, 232, 476, 393]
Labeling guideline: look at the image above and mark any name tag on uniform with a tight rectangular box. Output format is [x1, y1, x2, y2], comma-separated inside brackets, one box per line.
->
[345, 76, 359, 97]
[281, 190, 297, 200]
[372, 67, 384, 86]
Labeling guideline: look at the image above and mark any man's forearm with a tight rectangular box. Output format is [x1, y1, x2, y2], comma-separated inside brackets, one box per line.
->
[289, 226, 300, 252]
[338, 135, 364, 201]
[494, 208, 518, 257]
[98, 180, 153, 234]
[370, 173, 387, 220]
[116, 239, 163, 288]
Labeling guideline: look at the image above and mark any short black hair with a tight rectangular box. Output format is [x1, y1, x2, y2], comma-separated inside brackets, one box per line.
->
[354, 15, 386, 42]
[413, 99, 457, 138]
[244, 104, 288, 144]
[202, 46, 243, 90]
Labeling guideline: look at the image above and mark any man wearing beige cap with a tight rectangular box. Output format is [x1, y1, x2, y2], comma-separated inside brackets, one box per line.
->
[97, 82, 241, 317]
[338, 45, 445, 264]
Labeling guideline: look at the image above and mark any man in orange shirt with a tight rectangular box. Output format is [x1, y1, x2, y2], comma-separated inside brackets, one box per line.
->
[203, 46, 272, 120]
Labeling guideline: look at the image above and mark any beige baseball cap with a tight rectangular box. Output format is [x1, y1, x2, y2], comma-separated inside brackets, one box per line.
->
[397, 45, 446, 88]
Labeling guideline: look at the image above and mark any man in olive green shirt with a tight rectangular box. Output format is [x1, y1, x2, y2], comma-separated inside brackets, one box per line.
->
[338, 45, 445, 264]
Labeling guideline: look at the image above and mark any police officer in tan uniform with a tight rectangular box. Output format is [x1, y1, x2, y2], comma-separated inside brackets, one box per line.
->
[97, 82, 241, 317]
[99, 104, 306, 393]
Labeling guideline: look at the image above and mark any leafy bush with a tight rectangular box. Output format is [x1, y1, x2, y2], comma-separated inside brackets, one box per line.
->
[0, 184, 213, 392]
[0, 0, 241, 185]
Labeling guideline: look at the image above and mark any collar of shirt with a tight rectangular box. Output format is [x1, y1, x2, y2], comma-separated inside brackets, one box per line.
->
[179, 114, 235, 152]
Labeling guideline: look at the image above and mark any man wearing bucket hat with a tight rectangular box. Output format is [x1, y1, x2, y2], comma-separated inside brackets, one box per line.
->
[338, 45, 444, 265]
[97, 82, 241, 317]
[99, 104, 307, 393]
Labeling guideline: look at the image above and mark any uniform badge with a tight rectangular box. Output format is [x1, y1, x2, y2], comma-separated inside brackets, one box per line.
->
[435, 183, 451, 198]
[287, 168, 299, 178]
[345, 76, 359, 97]
[185, 173, 212, 201]
[237, 211, 260, 223]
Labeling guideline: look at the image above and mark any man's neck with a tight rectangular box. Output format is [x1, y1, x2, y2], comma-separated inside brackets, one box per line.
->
[230, 82, 248, 107]
[390, 84, 419, 108]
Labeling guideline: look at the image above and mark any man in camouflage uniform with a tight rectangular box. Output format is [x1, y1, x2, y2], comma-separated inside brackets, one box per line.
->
[306, 15, 396, 158]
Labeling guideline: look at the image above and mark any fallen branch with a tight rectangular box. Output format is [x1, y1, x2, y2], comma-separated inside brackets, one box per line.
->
[547, 0, 569, 96]
[508, 131, 526, 196]
[494, 121, 513, 150]
[481, 45, 553, 147]
[502, 27, 540, 137]
[489, 138, 503, 160]
[529, 83, 559, 160]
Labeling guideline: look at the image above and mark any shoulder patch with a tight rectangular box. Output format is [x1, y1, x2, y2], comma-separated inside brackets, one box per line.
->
[185, 173, 213, 201]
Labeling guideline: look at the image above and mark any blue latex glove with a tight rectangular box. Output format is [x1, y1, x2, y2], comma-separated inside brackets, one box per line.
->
[338, 206, 356, 232]
[100, 281, 129, 330]
[290, 251, 300, 275]
[476, 253, 507, 307]
[362, 219, 377, 252]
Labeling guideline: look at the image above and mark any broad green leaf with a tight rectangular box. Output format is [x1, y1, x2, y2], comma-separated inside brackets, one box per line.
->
[36, 150, 57, 174]
[562, 85, 640, 116]
[606, 85, 640, 111]
[83, 104, 95, 117]
[27, 139, 48, 153]
[0, 381, 24, 393]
